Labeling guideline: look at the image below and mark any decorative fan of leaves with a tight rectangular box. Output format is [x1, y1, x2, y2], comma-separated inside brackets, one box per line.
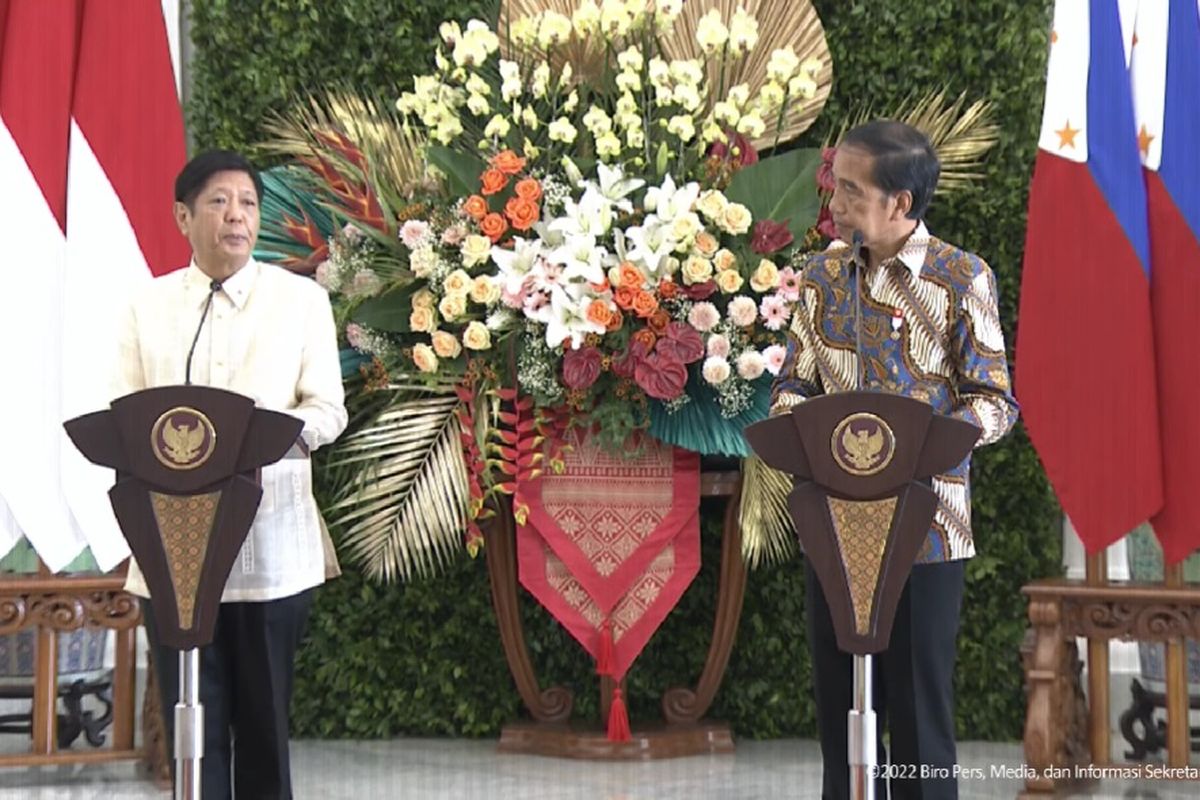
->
[738, 454, 796, 568]
[260, 87, 431, 211]
[838, 89, 1002, 195]
[323, 380, 471, 583]
[657, 0, 832, 150]
[499, 0, 832, 151]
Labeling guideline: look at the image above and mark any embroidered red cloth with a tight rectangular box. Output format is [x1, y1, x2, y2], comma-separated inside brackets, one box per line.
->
[516, 429, 701, 682]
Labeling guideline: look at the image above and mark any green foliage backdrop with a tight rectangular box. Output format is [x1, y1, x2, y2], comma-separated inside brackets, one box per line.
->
[188, 0, 1061, 740]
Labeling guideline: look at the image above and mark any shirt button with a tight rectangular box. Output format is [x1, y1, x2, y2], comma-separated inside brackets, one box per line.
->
[891, 365, 899, 375]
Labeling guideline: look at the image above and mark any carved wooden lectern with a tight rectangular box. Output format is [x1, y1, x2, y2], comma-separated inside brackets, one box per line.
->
[64, 385, 301, 799]
[745, 391, 979, 800]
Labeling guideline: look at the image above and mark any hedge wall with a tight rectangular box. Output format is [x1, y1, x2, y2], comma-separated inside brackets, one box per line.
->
[188, 0, 1061, 740]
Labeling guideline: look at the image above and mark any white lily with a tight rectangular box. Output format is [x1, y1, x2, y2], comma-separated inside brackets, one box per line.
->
[490, 237, 543, 295]
[545, 287, 605, 350]
[623, 216, 677, 278]
[582, 163, 645, 213]
[642, 174, 701, 222]
[545, 233, 607, 286]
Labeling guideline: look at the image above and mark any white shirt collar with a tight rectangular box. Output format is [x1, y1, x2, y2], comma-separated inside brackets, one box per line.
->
[890, 221, 930, 279]
[183, 258, 258, 310]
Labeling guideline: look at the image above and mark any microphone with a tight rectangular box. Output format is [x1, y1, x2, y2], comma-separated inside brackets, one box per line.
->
[184, 279, 223, 385]
[850, 231, 866, 391]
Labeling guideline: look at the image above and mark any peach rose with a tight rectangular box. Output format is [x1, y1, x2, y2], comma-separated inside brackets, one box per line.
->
[618, 261, 646, 289]
[409, 306, 436, 333]
[431, 330, 462, 359]
[514, 178, 543, 201]
[462, 321, 492, 350]
[480, 168, 508, 196]
[470, 275, 500, 305]
[715, 268, 745, 294]
[632, 290, 659, 318]
[442, 268, 472, 297]
[713, 248, 738, 272]
[480, 212, 508, 242]
[750, 259, 780, 293]
[439, 294, 467, 321]
[412, 289, 436, 310]
[693, 231, 719, 258]
[681, 256, 713, 285]
[412, 343, 439, 373]
[463, 194, 488, 220]
[585, 300, 613, 328]
[504, 196, 540, 231]
[490, 149, 527, 175]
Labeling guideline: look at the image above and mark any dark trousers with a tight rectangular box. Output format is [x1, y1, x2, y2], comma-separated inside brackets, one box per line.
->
[806, 559, 965, 800]
[144, 589, 315, 800]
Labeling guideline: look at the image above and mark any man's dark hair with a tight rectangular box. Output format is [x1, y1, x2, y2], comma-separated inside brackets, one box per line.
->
[174, 149, 263, 210]
[840, 120, 940, 220]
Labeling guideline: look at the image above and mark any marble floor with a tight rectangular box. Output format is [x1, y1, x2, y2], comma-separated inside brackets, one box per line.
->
[0, 738, 1198, 799]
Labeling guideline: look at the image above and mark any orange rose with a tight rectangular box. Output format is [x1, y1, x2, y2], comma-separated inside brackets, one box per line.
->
[590, 277, 612, 294]
[606, 309, 624, 332]
[514, 178, 543, 201]
[490, 149, 527, 175]
[658, 279, 680, 299]
[463, 194, 488, 220]
[480, 168, 508, 196]
[632, 328, 657, 351]
[648, 309, 671, 334]
[614, 285, 638, 310]
[480, 212, 508, 242]
[618, 262, 646, 290]
[585, 301, 613, 328]
[504, 196, 540, 231]
[632, 290, 659, 319]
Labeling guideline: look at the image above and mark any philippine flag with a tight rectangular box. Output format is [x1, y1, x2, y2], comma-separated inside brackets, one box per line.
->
[1016, 0, 1163, 553]
[1129, 0, 1200, 564]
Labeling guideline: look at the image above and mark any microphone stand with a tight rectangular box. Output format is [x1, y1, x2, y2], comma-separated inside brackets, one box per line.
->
[848, 231, 876, 800]
[177, 278, 220, 799]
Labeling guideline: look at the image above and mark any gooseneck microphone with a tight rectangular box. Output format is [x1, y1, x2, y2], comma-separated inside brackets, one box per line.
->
[850, 231, 866, 391]
[184, 279, 223, 385]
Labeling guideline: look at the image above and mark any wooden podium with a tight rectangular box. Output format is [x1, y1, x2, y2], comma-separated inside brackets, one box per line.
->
[745, 391, 979, 799]
[64, 385, 301, 798]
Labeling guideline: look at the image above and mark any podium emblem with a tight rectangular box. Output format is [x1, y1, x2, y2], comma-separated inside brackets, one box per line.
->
[831, 413, 895, 476]
[151, 407, 217, 470]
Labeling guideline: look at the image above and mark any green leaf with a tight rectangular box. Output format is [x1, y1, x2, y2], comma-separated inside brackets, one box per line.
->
[350, 284, 420, 332]
[426, 144, 488, 197]
[725, 148, 823, 242]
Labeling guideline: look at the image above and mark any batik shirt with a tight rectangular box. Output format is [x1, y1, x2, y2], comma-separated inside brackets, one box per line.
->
[769, 223, 1019, 562]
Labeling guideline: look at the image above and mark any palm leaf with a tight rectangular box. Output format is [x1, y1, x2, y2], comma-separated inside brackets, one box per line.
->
[837, 89, 1001, 195]
[738, 454, 797, 568]
[324, 391, 469, 582]
[657, 0, 832, 151]
[499, 1, 833, 151]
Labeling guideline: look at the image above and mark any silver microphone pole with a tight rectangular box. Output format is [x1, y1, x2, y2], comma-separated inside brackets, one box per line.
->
[176, 649, 203, 800]
[848, 230, 876, 800]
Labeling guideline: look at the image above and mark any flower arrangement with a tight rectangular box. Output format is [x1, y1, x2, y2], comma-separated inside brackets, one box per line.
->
[256, 2, 994, 580]
[254, 1, 833, 579]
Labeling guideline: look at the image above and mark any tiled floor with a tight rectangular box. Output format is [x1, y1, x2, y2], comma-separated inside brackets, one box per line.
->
[0, 738, 1197, 799]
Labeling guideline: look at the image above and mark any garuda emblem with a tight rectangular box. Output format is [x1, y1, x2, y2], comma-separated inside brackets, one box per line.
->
[151, 407, 216, 470]
[831, 413, 895, 476]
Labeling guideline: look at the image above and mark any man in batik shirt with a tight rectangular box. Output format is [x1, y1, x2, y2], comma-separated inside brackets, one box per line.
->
[770, 120, 1018, 800]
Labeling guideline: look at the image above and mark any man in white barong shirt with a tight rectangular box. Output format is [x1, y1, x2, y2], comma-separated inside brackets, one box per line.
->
[114, 150, 347, 799]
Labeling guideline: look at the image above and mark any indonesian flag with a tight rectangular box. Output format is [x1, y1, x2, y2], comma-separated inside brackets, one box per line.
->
[1130, 0, 1200, 563]
[1016, 0, 1164, 553]
[0, 0, 188, 570]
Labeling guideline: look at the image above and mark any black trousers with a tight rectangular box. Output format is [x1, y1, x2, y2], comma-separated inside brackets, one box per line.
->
[144, 589, 315, 800]
[806, 559, 965, 800]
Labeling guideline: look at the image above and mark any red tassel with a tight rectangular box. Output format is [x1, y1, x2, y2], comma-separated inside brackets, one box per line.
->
[595, 618, 614, 676]
[606, 687, 631, 742]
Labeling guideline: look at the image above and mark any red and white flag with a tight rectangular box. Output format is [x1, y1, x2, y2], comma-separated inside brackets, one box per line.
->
[0, 0, 188, 569]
